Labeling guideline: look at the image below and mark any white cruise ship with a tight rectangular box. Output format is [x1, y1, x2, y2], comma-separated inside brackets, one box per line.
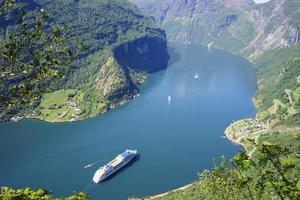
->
[92, 149, 137, 183]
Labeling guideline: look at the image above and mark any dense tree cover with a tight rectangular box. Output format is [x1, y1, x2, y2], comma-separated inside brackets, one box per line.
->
[0, 187, 89, 200]
[147, 132, 300, 200]
[0, 0, 167, 121]
[21, 0, 164, 91]
[0, 0, 83, 120]
[36, 0, 164, 89]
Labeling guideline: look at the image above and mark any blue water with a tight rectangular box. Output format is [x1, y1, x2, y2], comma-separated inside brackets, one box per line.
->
[0, 43, 257, 200]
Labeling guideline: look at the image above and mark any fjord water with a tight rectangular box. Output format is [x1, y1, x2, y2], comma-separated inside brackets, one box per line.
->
[0, 43, 257, 200]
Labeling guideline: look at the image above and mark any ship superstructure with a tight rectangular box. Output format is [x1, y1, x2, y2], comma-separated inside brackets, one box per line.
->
[92, 149, 137, 183]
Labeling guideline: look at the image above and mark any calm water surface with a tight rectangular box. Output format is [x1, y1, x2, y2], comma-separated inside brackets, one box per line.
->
[0, 43, 257, 199]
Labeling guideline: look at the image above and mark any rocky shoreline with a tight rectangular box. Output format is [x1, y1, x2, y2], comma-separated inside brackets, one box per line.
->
[224, 123, 248, 151]
[224, 118, 267, 154]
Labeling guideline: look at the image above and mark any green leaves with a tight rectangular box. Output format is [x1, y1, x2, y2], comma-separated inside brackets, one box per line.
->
[281, 156, 296, 168]
[194, 133, 300, 200]
[0, 1, 84, 119]
[0, 186, 89, 200]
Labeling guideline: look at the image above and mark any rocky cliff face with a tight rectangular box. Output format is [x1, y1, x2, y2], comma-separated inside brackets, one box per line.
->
[130, 0, 300, 60]
[114, 35, 169, 73]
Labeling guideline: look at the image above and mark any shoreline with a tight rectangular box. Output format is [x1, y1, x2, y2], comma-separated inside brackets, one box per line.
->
[130, 184, 194, 200]
[224, 124, 249, 151]
[224, 118, 268, 155]
[10, 93, 141, 124]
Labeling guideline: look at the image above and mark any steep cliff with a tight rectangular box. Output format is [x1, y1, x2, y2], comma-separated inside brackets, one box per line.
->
[114, 36, 169, 73]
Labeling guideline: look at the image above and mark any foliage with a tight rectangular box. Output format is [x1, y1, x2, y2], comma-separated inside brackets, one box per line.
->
[254, 44, 300, 127]
[0, 0, 167, 121]
[0, 0, 83, 119]
[33, 0, 163, 89]
[0, 187, 89, 200]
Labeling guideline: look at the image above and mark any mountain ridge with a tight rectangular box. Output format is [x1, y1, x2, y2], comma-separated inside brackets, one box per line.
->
[130, 0, 300, 60]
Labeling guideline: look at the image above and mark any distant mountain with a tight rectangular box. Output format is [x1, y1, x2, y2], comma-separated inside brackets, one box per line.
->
[1, 0, 169, 122]
[130, 0, 300, 60]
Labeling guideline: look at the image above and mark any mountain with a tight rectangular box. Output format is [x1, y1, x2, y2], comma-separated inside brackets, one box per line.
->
[130, 0, 300, 60]
[1, 0, 169, 122]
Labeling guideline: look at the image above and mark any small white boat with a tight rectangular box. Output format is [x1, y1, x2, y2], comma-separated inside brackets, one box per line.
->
[168, 96, 171, 103]
[84, 164, 93, 169]
[194, 73, 199, 79]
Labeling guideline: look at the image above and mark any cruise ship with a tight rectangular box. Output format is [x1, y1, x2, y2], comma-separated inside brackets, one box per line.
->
[92, 149, 138, 183]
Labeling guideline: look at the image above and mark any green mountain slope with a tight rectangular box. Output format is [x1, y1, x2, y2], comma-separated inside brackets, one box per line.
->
[1, 0, 169, 122]
[254, 45, 300, 128]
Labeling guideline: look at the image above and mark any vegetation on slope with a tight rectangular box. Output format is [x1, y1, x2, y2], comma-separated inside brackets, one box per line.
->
[36, 0, 164, 87]
[0, 0, 82, 121]
[254, 44, 300, 128]
[0, 187, 89, 200]
[134, 132, 300, 200]
[0, 0, 169, 122]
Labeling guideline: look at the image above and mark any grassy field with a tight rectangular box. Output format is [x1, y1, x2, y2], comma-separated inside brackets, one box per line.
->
[39, 89, 79, 122]
[36, 88, 108, 122]
[40, 89, 77, 108]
